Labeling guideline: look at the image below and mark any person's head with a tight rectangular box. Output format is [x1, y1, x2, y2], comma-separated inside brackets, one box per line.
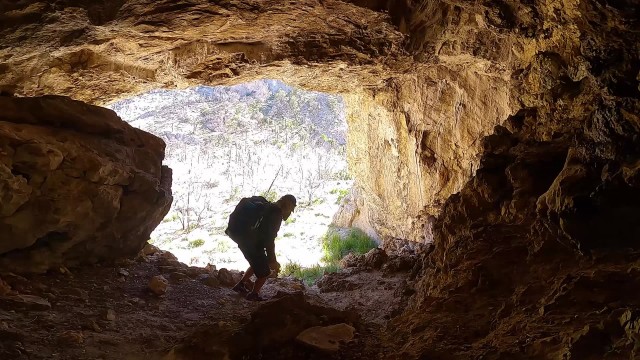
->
[276, 194, 297, 220]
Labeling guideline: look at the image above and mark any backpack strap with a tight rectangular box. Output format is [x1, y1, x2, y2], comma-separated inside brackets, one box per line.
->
[249, 197, 270, 230]
[251, 215, 264, 230]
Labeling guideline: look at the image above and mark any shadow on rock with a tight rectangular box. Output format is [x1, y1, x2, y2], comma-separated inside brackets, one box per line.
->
[165, 293, 359, 360]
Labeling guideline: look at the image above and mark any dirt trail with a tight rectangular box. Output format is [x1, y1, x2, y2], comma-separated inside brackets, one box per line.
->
[0, 248, 416, 360]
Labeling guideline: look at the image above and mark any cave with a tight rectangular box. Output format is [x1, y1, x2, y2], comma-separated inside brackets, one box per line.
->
[1, 0, 640, 359]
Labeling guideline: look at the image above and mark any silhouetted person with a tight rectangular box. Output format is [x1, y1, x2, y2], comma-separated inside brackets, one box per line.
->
[225, 194, 296, 301]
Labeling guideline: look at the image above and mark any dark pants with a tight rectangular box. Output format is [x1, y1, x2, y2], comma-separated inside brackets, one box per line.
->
[238, 243, 270, 278]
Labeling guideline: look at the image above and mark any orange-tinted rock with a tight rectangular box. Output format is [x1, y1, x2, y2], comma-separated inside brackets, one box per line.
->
[148, 275, 169, 296]
[0, 95, 172, 273]
[296, 323, 355, 352]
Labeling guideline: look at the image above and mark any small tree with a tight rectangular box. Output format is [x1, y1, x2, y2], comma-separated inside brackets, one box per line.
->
[174, 170, 213, 232]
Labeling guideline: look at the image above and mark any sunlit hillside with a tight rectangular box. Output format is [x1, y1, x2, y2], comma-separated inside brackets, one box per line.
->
[108, 80, 352, 269]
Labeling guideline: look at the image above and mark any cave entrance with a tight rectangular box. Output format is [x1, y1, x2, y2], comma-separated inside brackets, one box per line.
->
[108, 79, 355, 272]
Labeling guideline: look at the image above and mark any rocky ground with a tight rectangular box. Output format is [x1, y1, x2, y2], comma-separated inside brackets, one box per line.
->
[0, 246, 417, 360]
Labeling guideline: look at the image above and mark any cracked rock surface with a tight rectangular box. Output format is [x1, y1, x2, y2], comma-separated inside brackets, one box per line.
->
[0, 95, 172, 272]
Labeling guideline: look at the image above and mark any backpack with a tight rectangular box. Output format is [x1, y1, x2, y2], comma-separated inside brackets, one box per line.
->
[225, 196, 270, 243]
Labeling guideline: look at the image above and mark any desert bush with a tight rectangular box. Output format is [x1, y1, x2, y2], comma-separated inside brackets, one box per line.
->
[188, 239, 205, 248]
[330, 188, 349, 204]
[260, 189, 278, 202]
[321, 228, 377, 264]
[279, 228, 375, 285]
[281, 261, 339, 286]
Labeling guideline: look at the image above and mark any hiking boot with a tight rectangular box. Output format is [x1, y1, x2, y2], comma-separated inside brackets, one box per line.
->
[245, 292, 264, 301]
[232, 282, 249, 294]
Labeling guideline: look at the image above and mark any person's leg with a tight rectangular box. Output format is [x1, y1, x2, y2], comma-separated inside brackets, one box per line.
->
[241, 267, 254, 282]
[233, 243, 257, 294]
[251, 276, 267, 293]
[233, 266, 254, 293]
[246, 252, 270, 301]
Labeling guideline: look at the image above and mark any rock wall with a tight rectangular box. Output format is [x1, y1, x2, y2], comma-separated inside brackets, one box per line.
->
[393, 102, 640, 358]
[344, 64, 513, 245]
[331, 185, 380, 242]
[0, 95, 172, 272]
[387, 0, 640, 358]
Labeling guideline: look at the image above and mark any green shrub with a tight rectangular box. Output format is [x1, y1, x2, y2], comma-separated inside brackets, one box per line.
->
[214, 239, 231, 253]
[283, 232, 294, 238]
[188, 239, 205, 248]
[280, 228, 375, 285]
[281, 261, 339, 286]
[332, 169, 352, 181]
[285, 217, 297, 225]
[260, 189, 278, 202]
[336, 189, 349, 204]
[226, 186, 241, 202]
[321, 228, 377, 264]
[162, 213, 179, 223]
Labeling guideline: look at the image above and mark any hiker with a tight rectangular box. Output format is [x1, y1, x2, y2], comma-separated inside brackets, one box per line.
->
[225, 194, 297, 301]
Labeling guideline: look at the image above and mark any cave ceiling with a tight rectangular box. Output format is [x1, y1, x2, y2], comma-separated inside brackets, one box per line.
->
[0, 0, 409, 104]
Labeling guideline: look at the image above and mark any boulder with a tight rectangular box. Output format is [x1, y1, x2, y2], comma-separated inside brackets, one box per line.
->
[0, 96, 172, 273]
[141, 243, 159, 256]
[167, 293, 359, 358]
[363, 248, 388, 269]
[217, 268, 235, 286]
[148, 275, 169, 296]
[339, 253, 365, 268]
[296, 323, 355, 352]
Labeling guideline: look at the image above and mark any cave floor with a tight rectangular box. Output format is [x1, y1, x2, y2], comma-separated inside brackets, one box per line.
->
[0, 250, 411, 360]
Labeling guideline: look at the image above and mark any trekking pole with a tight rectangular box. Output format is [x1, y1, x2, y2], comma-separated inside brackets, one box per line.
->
[265, 164, 283, 195]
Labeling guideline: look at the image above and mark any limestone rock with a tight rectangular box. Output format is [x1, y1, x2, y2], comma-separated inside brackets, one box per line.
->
[141, 244, 159, 256]
[339, 253, 365, 268]
[149, 275, 169, 296]
[259, 278, 305, 299]
[0, 1, 402, 104]
[381, 254, 418, 274]
[217, 268, 235, 287]
[331, 187, 379, 242]
[58, 330, 84, 345]
[0, 96, 172, 273]
[296, 323, 355, 352]
[204, 264, 217, 273]
[118, 269, 129, 277]
[363, 248, 388, 269]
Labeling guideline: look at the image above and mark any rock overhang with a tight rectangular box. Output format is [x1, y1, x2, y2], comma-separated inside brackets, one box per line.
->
[0, 0, 406, 105]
